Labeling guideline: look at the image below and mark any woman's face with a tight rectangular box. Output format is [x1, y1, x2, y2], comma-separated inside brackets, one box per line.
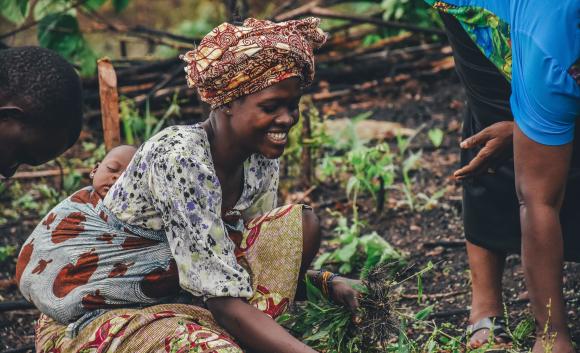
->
[229, 77, 302, 159]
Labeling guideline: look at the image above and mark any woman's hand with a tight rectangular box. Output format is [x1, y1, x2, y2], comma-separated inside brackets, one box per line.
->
[454, 121, 513, 180]
[330, 276, 361, 312]
[207, 297, 317, 353]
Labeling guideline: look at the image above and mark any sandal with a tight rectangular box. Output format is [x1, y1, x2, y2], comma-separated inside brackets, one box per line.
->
[466, 316, 512, 350]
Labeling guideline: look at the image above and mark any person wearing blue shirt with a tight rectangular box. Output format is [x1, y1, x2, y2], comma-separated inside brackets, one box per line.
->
[425, 1, 580, 352]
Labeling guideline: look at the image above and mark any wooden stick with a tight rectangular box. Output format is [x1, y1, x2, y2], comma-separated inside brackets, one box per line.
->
[422, 240, 466, 248]
[6, 168, 92, 180]
[97, 58, 121, 151]
[274, 1, 320, 21]
[0, 300, 36, 312]
[309, 7, 446, 36]
[301, 103, 313, 187]
[401, 289, 467, 300]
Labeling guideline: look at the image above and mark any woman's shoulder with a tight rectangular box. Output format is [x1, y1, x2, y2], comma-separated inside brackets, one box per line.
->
[140, 124, 211, 162]
[147, 124, 206, 147]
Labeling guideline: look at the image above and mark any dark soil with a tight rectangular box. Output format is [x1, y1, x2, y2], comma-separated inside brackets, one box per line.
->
[1, 69, 578, 353]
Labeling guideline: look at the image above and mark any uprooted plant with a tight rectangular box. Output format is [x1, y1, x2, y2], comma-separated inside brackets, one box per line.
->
[278, 262, 400, 353]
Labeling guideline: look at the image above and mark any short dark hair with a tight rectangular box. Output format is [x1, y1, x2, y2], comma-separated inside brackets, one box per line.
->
[0, 46, 83, 149]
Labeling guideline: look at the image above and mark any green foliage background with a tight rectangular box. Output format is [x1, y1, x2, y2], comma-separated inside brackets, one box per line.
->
[1, 0, 441, 76]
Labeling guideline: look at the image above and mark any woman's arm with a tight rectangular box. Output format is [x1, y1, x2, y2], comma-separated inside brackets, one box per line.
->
[207, 297, 317, 353]
[513, 124, 572, 343]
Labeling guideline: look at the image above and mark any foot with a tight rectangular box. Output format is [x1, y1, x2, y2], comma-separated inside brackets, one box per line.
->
[467, 317, 512, 349]
[531, 335, 575, 353]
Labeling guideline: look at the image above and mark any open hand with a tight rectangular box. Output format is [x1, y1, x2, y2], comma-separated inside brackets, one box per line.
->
[330, 276, 361, 312]
[454, 121, 513, 180]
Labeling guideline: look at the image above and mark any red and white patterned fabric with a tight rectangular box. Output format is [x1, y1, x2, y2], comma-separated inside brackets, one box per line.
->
[180, 17, 327, 108]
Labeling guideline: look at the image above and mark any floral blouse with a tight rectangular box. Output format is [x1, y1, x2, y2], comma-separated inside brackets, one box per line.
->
[103, 124, 279, 299]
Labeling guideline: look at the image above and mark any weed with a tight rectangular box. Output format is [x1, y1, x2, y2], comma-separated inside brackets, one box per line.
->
[82, 142, 107, 167]
[0, 245, 17, 263]
[427, 128, 444, 148]
[395, 129, 447, 211]
[120, 92, 181, 145]
[283, 97, 333, 179]
[314, 210, 404, 275]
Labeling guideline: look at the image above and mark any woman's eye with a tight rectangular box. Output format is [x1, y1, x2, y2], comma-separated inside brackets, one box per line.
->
[260, 105, 278, 114]
[106, 166, 118, 173]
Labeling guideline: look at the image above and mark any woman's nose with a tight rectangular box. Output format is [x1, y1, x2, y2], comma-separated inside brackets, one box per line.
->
[277, 110, 297, 127]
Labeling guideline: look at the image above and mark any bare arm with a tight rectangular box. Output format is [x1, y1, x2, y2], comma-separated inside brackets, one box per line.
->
[207, 297, 317, 353]
[513, 124, 572, 344]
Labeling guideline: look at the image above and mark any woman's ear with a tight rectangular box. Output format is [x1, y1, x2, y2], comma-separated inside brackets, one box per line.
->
[222, 104, 233, 116]
[90, 163, 99, 179]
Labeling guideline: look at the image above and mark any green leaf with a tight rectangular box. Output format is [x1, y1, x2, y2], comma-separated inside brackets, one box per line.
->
[345, 176, 359, 200]
[417, 272, 423, 303]
[428, 128, 444, 148]
[112, 0, 129, 12]
[414, 305, 434, 321]
[338, 262, 352, 274]
[0, 0, 27, 24]
[313, 252, 331, 270]
[336, 237, 358, 262]
[38, 13, 81, 57]
[84, 0, 107, 10]
[37, 12, 98, 76]
[352, 110, 373, 123]
[305, 276, 325, 303]
[0, 245, 17, 263]
[33, 0, 69, 21]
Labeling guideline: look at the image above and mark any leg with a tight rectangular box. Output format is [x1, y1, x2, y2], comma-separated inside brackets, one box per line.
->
[514, 125, 574, 353]
[295, 207, 321, 300]
[466, 241, 509, 347]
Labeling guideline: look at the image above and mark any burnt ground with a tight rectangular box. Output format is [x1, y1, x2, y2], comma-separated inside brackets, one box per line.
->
[1, 70, 579, 352]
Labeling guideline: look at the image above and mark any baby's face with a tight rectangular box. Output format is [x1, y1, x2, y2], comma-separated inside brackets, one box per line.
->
[91, 145, 136, 199]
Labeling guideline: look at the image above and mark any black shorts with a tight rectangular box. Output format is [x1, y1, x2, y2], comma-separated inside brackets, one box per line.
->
[441, 12, 580, 261]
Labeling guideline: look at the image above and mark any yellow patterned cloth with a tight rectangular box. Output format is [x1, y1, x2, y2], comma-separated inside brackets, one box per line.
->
[35, 204, 305, 353]
[180, 17, 327, 108]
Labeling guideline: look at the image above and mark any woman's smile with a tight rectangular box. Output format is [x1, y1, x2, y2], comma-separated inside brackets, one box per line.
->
[266, 131, 288, 145]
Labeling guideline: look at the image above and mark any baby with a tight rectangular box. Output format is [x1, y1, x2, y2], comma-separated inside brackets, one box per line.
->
[90, 145, 137, 199]
[15, 144, 158, 329]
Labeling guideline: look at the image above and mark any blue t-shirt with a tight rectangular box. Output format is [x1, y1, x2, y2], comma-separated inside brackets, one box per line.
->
[434, 0, 580, 145]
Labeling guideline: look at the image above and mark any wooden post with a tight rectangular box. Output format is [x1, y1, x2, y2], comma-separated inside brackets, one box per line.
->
[97, 58, 121, 151]
[301, 103, 313, 187]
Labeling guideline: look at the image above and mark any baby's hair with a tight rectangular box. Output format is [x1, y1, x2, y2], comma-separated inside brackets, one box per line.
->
[0, 46, 83, 149]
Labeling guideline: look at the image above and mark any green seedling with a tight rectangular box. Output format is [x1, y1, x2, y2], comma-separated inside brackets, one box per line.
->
[0, 245, 17, 263]
[120, 92, 181, 145]
[314, 210, 404, 276]
[428, 128, 445, 148]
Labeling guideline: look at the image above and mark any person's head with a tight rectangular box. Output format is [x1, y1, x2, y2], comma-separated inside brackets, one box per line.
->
[90, 145, 137, 199]
[0, 47, 83, 178]
[181, 17, 327, 159]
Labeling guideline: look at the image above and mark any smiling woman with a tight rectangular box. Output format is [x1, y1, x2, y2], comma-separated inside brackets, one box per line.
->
[19, 17, 360, 353]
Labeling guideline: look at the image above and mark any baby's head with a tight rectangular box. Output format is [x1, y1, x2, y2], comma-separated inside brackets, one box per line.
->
[90, 145, 137, 198]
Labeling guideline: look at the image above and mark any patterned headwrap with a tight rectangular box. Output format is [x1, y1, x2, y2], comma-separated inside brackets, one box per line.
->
[181, 17, 327, 108]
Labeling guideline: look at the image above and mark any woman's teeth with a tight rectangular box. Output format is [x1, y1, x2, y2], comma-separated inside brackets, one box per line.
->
[267, 132, 287, 141]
